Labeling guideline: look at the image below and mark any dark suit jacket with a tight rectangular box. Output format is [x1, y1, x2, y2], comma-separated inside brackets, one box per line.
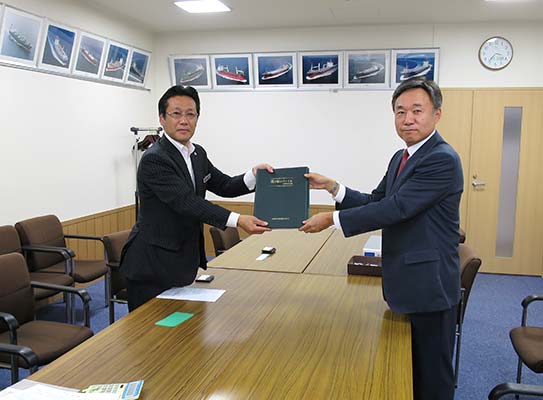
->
[338, 132, 463, 314]
[120, 136, 251, 287]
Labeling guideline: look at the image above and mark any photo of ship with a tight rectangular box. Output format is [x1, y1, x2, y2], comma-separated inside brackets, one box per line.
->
[306, 60, 338, 80]
[216, 65, 247, 83]
[394, 51, 437, 83]
[74, 35, 104, 76]
[0, 8, 41, 63]
[41, 24, 75, 69]
[179, 63, 204, 83]
[213, 56, 251, 86]
[300, 53, 340, 86]
[103, 43, 129, 80]
[353, 62, 384, 80]
[128, 51, 149, 84]
[261, 62, 292, 80]
[8, 25, 32, 53]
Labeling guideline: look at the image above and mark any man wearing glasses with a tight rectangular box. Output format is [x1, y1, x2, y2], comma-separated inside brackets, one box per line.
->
[121, 85, 272, 311]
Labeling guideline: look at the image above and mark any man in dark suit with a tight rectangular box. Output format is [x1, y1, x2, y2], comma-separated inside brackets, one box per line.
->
[121, 85, 272, 311]
[299, 77, 463, 400]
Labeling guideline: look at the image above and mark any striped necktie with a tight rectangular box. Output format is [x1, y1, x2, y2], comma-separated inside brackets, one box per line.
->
[396, 149, 409, 176]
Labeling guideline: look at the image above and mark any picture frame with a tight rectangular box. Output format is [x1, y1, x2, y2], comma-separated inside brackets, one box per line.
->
[101, 40, 130, 82]
[298, 51, 342, 89]
[72, 31, 106, 78]
[344, 50, 390, 89]
[169, 54, 211, 89]
[211, 53, 253, 90]
[391, 48, 440, 87]
[0, 6, 43, 67]
[126, 48, 150, 86]
[253, 52, 297, 90]
[38, 20, 77, 73]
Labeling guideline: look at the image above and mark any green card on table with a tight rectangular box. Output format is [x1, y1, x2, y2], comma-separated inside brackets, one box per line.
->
[155, 312, 193, 327]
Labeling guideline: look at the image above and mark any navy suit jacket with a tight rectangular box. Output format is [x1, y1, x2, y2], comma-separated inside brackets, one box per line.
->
[120, 136, 251, 287]
[338, 132, 463, 314]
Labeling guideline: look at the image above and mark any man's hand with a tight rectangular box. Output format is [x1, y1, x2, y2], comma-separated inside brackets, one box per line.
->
[252, 163, 274, 176]
[299, 212, 334, 233]
[238, 215, 272, 234]
[304, 173, 338, 196]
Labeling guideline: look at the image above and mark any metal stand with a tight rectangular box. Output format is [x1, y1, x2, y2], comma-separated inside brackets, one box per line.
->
[131, 126, 162, 221]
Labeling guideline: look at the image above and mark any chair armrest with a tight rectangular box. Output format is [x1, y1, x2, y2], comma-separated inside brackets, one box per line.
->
[520, 294, 543, 326]
[30, 282, 92, 328]
[21, 244, 75, 260]
[107, 261, 120, 269]
[64, 234, 104, 244]
[0, 312, 19, 344]
[0, 343, 38, 372]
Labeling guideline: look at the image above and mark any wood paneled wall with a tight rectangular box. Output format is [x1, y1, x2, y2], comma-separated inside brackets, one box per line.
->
[61, 202, 334, 260]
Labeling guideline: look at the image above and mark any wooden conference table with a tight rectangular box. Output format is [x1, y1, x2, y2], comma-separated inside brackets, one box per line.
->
[30, 229, 413, 399]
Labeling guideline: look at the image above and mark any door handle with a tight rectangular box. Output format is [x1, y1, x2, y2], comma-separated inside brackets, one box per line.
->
[472, 180, 486, 188]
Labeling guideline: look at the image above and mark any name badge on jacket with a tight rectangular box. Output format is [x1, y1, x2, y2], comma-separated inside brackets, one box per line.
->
[203, 173, 211, 184]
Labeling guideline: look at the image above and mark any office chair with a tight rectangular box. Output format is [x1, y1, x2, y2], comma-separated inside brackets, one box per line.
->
[15, 215, 109, 306]
[454, 243, 482, 387]
[458, 227, 466, 243]
[0, 252, 93, 384]
[209, 226, 241, 257]
[102, 230, 130, 324]
[488, 294, 543, 399]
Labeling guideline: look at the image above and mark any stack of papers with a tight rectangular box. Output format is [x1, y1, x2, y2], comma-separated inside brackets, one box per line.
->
[0, 383, 116, 400]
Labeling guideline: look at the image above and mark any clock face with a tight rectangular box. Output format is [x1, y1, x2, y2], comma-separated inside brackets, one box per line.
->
[479, 37, 513, 70]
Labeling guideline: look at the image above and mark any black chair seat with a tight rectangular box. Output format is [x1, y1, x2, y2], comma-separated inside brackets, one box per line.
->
[0, 320, 92, 367]
[510, 326, 543, 373]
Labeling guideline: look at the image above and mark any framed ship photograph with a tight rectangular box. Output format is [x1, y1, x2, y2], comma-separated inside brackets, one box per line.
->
[344, 50, 390, 89]
[72, 32, 106, 78]
[211, 53, 253, 90]
[126, 48, 150, 86]
[0, 6, 43, 67]
[391, 48, 439, 87]
[253, 52, 297, 90]
[298, 51, 342, 89]
[169, 54, 211, 89]
[39, 21, 77, 73]
[102, 41, 130, 82]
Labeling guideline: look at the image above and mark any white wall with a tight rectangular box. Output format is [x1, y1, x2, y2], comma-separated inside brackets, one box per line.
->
[153, 22, 543, 205]
[0, 0, 157, 224]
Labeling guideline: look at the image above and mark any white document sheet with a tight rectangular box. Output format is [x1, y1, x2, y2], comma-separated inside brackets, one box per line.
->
[0, 383, 116, 400]
[156, 287, 225, 302]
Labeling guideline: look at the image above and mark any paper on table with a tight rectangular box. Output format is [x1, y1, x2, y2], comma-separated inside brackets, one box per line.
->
[0, 383, 117, 399]
[156, 287, 225, 302]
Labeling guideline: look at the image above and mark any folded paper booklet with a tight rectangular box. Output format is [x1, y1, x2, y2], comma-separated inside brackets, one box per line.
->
[347, 255, 382, 276]
[254, 166, 309, 229]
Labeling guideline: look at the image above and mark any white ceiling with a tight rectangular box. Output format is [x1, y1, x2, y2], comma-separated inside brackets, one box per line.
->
[80, 0, 543, 33]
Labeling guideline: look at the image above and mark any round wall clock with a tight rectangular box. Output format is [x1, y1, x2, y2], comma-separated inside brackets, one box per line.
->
[478, 36, 513, 70]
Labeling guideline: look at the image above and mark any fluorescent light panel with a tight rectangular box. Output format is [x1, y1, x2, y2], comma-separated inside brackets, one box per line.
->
[174, 0, 231, 13]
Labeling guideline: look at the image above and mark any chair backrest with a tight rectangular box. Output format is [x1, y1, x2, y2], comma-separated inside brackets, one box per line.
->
[458, 243, 482, 318]
[0, 226, 22, 256]
[15, 215, 66, 272]
[209, 227, 241, 256]
[102, 230, 130, 297]
[0, 253, 35, 331]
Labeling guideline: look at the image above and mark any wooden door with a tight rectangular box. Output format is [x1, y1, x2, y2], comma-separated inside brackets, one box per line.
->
[466, 90, 543, 275]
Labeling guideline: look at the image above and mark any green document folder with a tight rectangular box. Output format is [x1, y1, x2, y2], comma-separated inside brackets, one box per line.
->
[254, 166, 309, 229]
[155, 312, 193, 327]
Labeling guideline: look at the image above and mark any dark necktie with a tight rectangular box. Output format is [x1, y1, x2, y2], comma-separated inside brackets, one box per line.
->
[396, 149, 409, 176]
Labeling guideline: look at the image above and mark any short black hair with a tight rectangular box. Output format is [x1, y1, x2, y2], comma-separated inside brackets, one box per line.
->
[391, 77, 442, 111]
[158, 85, 200, 116]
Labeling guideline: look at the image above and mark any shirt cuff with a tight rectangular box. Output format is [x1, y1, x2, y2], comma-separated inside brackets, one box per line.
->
[226, 212, 240, 228]
[333, 183, 346, 203]
[333, 211, 343, 230]
[244, 169, 256, 190]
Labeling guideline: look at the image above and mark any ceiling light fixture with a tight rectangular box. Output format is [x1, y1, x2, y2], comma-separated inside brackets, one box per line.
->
[174, 0, 231, 13]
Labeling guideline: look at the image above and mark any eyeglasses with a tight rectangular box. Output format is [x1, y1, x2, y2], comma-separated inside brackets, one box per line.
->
[165, 111, 198, 121]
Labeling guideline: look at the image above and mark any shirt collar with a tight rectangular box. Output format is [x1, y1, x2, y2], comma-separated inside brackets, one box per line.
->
[164, 132, 195, 157]
[406, 129, 436, 157]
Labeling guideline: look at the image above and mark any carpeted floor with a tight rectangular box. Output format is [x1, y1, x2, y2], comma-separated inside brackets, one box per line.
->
[1, 272, 542, 399]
